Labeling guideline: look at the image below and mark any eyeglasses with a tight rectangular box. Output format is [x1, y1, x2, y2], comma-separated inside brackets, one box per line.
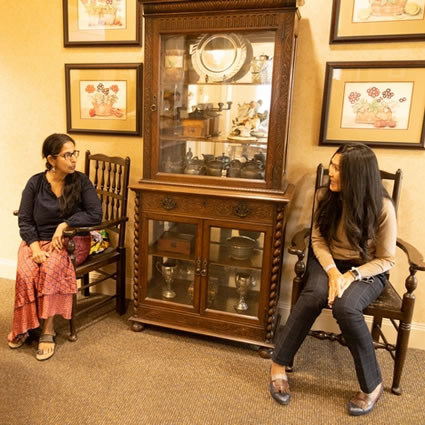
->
[56, 150, 80, 160]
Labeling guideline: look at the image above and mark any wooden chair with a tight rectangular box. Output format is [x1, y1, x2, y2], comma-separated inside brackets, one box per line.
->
[63, 151, 131, 341]
[288, 164, 425, 395]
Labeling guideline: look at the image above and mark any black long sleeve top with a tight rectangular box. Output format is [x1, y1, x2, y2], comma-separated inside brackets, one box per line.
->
[18, 171, 103, 245]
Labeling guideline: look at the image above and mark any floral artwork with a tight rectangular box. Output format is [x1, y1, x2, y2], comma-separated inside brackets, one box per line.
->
[80, 81, 127, 119]
[78, 0, 126, 30]
[352, 0, 424, 23]
[340, 82, 413, 129]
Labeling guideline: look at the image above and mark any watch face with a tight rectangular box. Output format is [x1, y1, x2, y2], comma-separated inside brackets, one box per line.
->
[351, 268, 360, 280]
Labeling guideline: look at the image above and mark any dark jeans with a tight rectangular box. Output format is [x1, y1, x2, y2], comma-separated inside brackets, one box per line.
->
[272, 256, 386, 393]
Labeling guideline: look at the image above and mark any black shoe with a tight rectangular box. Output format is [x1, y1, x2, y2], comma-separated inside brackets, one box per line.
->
[348, 383, 383, 416]
[269, 373, 290, 405]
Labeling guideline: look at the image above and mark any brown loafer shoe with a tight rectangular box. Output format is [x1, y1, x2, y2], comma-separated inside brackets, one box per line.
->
[348, 383, 384, 416]
[269, 373, 290, 405]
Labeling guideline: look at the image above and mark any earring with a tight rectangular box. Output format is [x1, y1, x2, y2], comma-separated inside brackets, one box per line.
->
[52, 166, 56, 173]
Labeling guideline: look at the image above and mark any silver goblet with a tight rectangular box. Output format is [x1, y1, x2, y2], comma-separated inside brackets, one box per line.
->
[156, 260, 177, 298]
[234, 272, 256, 312]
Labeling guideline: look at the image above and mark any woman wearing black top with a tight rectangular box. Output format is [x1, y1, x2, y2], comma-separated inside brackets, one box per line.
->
[8, 133, 102, 360]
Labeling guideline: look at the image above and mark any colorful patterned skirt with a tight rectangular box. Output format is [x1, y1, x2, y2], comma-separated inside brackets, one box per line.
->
[8, 236, 91, 342]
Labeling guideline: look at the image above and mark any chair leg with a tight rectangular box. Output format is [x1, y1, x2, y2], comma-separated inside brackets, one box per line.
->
[68, 294, 78, 342]
[116, 249, 126, 315]
[371, 316, 382, 343]
[82, 274, 90, 296]
[391, 321, 411, 395]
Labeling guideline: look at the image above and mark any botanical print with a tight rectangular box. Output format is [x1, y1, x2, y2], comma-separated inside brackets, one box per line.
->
[78, 0, 127, 30]
[352, 0, 424, 22]
[340, 82, 413, 129]
[80, 80, 127, 119]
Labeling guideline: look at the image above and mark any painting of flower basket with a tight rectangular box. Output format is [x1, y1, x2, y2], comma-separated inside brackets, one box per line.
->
[319, 61, 425, 149]
[330, 0, 425, 42]
[66, 63, 142, 136]
[63, 0, 141, 46]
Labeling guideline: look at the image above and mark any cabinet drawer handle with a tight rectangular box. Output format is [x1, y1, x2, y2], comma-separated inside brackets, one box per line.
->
[201, 259, 208, 277]
[195, 258, 201, 276]
[233, 202, 252, 218]
[161, 196, 176, 210]
[151, 95, 157, 112]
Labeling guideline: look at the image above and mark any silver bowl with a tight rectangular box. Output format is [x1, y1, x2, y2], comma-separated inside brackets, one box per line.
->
[227, 236, 256, 260]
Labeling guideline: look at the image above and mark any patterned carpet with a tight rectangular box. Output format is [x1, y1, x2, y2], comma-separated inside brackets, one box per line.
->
[1, 278, 424, 425]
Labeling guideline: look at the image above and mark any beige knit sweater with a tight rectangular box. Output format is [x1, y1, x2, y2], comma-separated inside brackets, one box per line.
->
[311, 196, 397, 278]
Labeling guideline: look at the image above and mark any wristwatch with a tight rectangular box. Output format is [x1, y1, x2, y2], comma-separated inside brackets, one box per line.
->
[350, 267, 361, 281]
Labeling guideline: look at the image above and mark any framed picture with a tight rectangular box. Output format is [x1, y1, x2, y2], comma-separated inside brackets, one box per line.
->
[319, 61, 425, 149]
[63, 0, 142, 46]
[65, 63, 143, 136]
[330, 0, 425, 43]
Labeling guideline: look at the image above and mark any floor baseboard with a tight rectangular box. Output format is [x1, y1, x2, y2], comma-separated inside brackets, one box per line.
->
[0, 258, 16, 280]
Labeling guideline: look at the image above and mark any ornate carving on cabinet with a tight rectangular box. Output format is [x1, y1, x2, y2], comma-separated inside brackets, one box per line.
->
[143, 0, 299, 14]
[233, 203, 252, 218]
[132, 192, 141, 325]
[161, 196, 177, 211]
[156, 14, 281, 32]
[265, 205, 285, 343]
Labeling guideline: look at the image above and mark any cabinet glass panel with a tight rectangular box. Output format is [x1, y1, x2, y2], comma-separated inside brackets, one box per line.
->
[207, 227, 264, 316]
[147, 220, 196, 305]
[159, 31, 274, 180]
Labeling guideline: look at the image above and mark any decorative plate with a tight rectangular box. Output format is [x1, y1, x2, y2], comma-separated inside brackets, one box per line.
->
[190, 33, 252, 82]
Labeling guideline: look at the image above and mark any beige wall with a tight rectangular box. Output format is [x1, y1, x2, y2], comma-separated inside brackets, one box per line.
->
[1, 1, 424, 335]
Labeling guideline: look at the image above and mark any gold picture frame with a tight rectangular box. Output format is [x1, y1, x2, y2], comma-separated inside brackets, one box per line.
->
[319, 61, 425, 149]
[330, 0, 425, 43]
[65, 63, 142, 136]
[63, 0, 142, 46]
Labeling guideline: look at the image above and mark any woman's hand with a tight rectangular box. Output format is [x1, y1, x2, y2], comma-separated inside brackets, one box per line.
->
[29, 241, 50, 264]
[337, 271, 356, 299]
[50, 222, 68, 252]
[327, 267, 344, 307]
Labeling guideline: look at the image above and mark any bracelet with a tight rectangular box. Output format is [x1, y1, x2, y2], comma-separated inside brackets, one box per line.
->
[324, 264, 336, 272]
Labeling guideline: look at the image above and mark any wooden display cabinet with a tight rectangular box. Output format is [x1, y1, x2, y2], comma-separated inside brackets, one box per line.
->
[130, 0, 300, 352]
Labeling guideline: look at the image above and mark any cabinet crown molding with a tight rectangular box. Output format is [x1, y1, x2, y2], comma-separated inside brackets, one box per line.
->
[142, 0, 300, 15]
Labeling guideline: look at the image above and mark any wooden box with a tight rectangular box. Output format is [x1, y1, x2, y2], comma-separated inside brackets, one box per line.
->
[158, 231, 195, 255]
[181, 118, 210, 138]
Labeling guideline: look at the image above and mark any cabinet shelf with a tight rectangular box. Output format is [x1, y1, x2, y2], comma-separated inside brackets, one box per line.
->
[207, 285, 259, 317]
[148, 243, 196, 262]
[208, 243, 263, 270]
[159, 135, 267, 145]
[147, 277, 193, 305]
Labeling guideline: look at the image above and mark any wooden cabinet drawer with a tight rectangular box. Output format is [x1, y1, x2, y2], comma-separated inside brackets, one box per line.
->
[140, 192, 275, 225]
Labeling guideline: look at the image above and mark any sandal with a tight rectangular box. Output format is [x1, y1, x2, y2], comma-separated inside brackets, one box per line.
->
[269, 371, 291, 405]
[36, 334, 56, 361]
[8, 332, 29, 349]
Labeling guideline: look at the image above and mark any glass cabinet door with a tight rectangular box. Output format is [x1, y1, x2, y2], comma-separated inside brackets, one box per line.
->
[146, 220, 197, 306]
[158, 31, 274, 181]
[206, 226, 264, 317]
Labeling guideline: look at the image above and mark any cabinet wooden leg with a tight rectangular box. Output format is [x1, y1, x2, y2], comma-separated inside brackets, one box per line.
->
[258, 347, 273, 359]
[131, 321, 145, 332]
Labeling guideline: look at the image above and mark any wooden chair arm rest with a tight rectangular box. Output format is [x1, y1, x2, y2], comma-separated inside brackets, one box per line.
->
[63, 217, 128, 238]
[288, 227, 311, 256]
[397, 237, 425, 272]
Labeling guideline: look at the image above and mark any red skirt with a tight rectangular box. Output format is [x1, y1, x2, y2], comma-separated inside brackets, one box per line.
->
[8, 236, 91, 342]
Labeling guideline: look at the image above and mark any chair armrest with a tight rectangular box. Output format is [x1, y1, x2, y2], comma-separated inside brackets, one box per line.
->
[63, 217, 128, 238]
[288, 227, 311, 257]
[397, 237, 425, 272]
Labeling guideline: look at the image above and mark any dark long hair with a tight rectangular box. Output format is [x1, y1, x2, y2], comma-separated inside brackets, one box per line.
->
[315, 143, 390, 260]
[42, 133, 81, 216]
